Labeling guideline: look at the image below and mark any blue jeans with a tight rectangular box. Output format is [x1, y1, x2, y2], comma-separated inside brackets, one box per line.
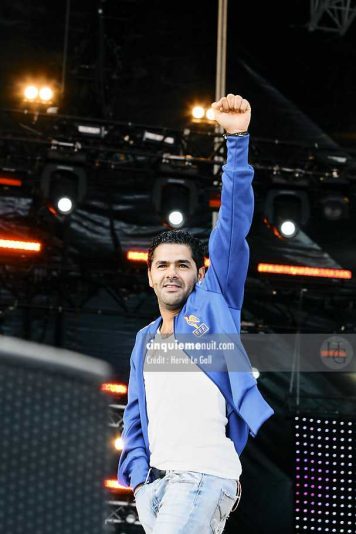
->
[134, 469, 242, 533]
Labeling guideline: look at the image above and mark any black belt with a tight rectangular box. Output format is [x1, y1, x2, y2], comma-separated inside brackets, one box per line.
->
[147, 466, 167, 482]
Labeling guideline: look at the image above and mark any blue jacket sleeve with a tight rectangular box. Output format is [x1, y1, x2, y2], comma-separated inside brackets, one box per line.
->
[117, 352, 149, 490]
[202, 135, 254, 309]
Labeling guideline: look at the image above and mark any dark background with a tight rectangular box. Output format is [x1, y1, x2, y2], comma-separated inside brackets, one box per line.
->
[0, 2, 355, 533]
[0, 0, 355, 139]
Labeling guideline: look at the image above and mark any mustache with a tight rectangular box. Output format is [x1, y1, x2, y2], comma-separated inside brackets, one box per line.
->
[162, 280, 182, 287]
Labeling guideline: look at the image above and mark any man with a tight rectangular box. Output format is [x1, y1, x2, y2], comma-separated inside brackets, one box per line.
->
[118, 94, 274, 533]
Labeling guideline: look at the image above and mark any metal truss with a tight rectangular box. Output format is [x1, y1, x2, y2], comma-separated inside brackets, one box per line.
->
[308, 0, 356, 35]
[108, 403, 125, 428]
[105, 500, 140, 526]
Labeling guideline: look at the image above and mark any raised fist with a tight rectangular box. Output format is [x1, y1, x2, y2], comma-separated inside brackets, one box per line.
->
[211, 94, 251, 134]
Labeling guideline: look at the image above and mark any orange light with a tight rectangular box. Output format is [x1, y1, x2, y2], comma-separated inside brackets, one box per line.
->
[257, 263, 352, 279]
[127, 250, 148, 262]
[0, 177, 22, 187]
[209, 198, 221, 208]
[0, 238, 42, 252]
[100, 382, 127, 395]
[104, 478, 132, 492]
[204, 257, 210, 268]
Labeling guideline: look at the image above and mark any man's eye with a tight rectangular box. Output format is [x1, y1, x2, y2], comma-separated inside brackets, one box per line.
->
[179, 264, 188, 268]
[157, 264, 166, 268]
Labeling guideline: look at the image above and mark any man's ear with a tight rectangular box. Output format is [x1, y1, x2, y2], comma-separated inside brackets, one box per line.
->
[147, 268, 153, 288]
[197, 266, 205, 281]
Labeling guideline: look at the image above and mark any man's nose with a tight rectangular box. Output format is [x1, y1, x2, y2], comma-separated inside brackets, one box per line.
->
[165, 265, 178, 278]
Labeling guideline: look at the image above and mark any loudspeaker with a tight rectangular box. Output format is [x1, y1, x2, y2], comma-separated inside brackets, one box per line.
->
[0, 335, 112, 534]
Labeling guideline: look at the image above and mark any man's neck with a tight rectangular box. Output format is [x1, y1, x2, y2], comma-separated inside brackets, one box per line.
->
[159, 307, 180, 336]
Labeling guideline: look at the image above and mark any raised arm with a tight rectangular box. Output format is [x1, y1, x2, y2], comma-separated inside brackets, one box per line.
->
[202, 94, 254, 310]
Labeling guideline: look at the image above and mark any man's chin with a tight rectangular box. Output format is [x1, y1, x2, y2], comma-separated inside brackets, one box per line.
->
[160, 294, 188, 309]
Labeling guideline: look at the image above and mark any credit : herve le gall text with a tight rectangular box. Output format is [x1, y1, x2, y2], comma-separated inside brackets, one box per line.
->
[146, 353, 213, 365]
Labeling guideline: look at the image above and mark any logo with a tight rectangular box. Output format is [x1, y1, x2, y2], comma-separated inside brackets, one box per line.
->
[320, 336, 353, 370]
[184, 314, 209, 337]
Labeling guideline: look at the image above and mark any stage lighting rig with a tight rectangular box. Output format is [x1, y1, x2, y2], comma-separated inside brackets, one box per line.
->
[152, 177, 198, 229]
[40, 163, 87, 217]
[320, 194, 349, 221]
[191, 104, 215, 124]
[21, 81, 58, 114]
[264, 189, 310, 239]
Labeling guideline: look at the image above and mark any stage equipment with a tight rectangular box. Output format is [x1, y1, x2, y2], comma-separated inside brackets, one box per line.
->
[0, 237, 42, 253]
[321, 194, 349, 221]
[294, 414, 354, 533]
[192, 106, 205, 119]
[191, 105, 215, 124]
[143, 130, 175, 146]
[257, 263, 352, 280]
[23, 84, 55, 104]
[264, 189, 310, 239]
[0, 335, 112, 534]
[41, 163, 87, 215]
[101, 382, 128, 395]
[152, 177, 198, 229]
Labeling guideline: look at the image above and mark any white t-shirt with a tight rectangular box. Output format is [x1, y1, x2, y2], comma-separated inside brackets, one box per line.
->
[143, 331, 242, 480]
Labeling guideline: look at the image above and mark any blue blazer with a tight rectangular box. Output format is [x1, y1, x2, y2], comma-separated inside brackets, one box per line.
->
[117, 135, 274, 491]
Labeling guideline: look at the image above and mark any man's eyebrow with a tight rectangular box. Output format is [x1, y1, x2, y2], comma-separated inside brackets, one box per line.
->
[154, 259, 192, 264]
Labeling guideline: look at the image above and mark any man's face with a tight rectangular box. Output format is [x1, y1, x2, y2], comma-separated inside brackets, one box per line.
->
[148, 244, 205, 311]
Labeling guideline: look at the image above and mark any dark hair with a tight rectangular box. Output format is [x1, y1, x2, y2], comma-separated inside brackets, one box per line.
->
[147, 230, 205, 271]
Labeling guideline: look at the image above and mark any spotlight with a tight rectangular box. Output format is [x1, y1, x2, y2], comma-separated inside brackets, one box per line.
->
[24, 85, 38, 101]
[192, 106, 205, 119]
[143, 130, 175, 145]
[114, 437, 123, 451]
[57, 197, 73, 214]
[39, 86, 54, 102]
[41, 163, 87, 216]
[280, 220, 297, 238]
[321, 195, 349, 221]
[152, 178, 197, 229]
[168, 210, 184, 228]
[205, 108, 215, 121]
[125, 512, 137, 524]
[265, 190, 310, 239]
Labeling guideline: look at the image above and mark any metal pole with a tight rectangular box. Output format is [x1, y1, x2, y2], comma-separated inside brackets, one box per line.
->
[61, 0, 71, 97]
[213, 0, 228, 228]
[215, 0, 228, 103]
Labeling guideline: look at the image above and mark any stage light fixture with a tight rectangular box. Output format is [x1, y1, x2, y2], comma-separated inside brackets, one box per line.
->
[143, 130, 175, 145]
[38, 86, 54, 102]
[152, 177, 197, 229]
[57, 196, 73, 214]
[41, 163, 87, 216]
[100, 382, 127, 395]
[127, 250, 148, 263]
[265, 190, 310, 239]
[205, 108, 215, 121]
[280, 220, 297, 238]
[24, 85, 38, 101]
[257, 263, 352, 279]
[192, 106, 205, 119]
[125, 512, 137, 524]
[168, 210, 184, 228]
[114, 437, 124, 451]
[321, 194, 349, 221]
[0, 237, 42, 253]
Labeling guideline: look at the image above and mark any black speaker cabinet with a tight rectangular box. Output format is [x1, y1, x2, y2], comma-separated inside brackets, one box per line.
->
[0, 335, 113, 534]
